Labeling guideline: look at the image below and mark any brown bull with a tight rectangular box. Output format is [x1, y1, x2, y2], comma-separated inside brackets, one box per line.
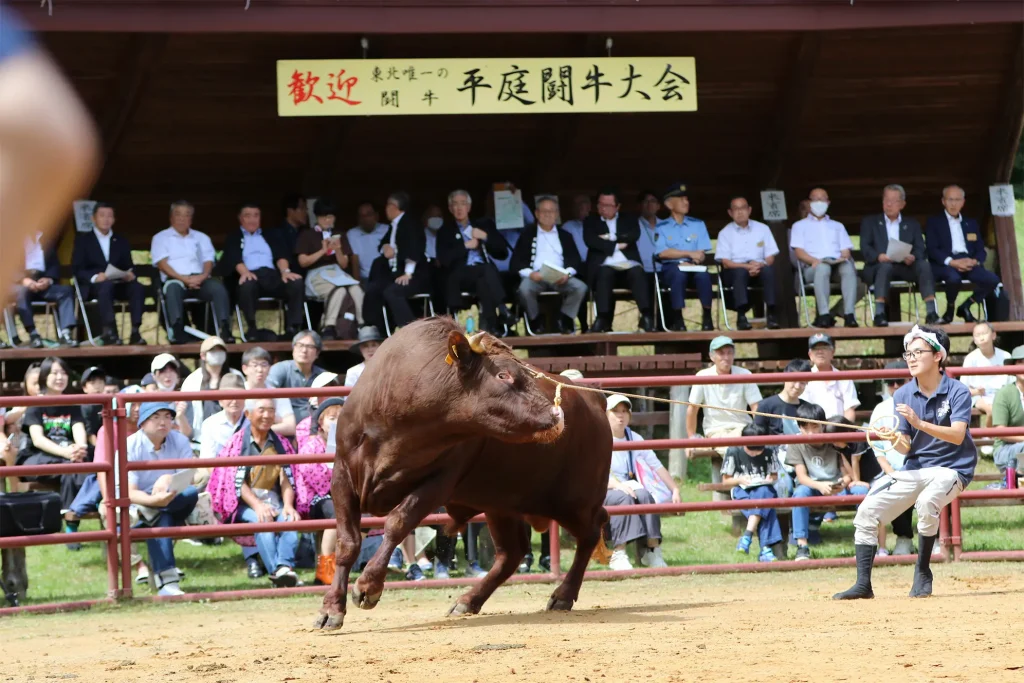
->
[315, 317, 611, 630]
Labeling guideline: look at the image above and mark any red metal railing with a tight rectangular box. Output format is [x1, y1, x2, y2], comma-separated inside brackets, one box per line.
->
[1, 366, 1022, 615]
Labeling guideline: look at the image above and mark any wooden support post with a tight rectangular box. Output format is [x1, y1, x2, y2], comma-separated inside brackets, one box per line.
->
[668, 384, 688, 481]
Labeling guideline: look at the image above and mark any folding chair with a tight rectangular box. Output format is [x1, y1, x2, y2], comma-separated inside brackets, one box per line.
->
[3, 307, 18, 345]
[157, 284, 218, 343]
[866, 281, 919, 324]
[653, 266, 721, 332]
[521, 290, 567, 336]
[73, 278, 130, 346]
[235, 299, 286, 343]
[382, 292, 435, 336]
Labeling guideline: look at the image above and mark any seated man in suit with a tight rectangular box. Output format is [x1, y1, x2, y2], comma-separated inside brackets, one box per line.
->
[655, 183, 714, 331]
[16, 231, 77, 347]
[71, 202, 146, 345]
[584, 188, 654, 333]
[511, 197, 588, 335]
[860, 184, 940, 327]
[362, 190, 428, 333]
[151, 200, 233, 344]
[437, 189, 514, 335]
[925, 184, 1001, 323]
[220, 202, 306, 341]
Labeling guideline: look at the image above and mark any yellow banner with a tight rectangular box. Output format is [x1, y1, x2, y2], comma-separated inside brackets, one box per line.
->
[277, 57, 697, 117]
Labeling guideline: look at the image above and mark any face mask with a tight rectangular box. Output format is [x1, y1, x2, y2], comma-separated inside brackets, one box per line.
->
[206, 350, 227, 367]
[809, 200, 829, 217]
[427, 216, 443, 230]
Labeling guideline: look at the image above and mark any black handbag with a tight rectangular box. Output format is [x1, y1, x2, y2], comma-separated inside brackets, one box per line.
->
[0, 492, 63, 537]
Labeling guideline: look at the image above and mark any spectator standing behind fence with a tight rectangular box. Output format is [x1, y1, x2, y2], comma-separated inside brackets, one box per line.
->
[655, 183, 714, 332]
[151, 200, 233, 345]
[209, 398, 302, 588]
[181, 336, 244, 444]
[754, 359, 811, 436]
[15, 357, 90, 537]
[790, 187, 859, 329]
[79, 366, 107, 449]
[687, 336, 762, 456]
[925, 184, 1002, 324]
[785, 403, 865, 561]
[219, 202, 306, 342]
[991, 346, 1024, 486]
[267, 330, 325, 423]
[297, 201, 364, 340]
[802, 332, 859, 422]
[16, 230, 78, 347]
[960, 322, 1010, 419]
[604, 395, 678, 571]
[510, 197, 588, 335]
[71, 202, 146, 346]
[585, 188, 654, 333]
[127, 402, 198, 596]
[867, 360, 915, 555]
[715, 196, 781, 330]
[721, 424, 781, 562]
[295, 371, 339, 452]
[242, 347, 296, 437]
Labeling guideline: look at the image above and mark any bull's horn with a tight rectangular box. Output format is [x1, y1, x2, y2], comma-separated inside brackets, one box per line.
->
[467, 331, 488, 354]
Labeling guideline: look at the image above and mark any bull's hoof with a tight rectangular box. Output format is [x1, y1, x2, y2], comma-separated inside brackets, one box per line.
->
[447, 601, 479, 617]
[313, 611, 346, 630]
[351, 585, 382, 610]
[545, 597, 574, 612]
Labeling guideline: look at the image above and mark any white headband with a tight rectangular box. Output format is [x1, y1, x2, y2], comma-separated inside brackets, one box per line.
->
[903, 325, 947, 363]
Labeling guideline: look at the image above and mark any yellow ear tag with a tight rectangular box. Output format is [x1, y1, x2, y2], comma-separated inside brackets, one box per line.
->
[445, 344, 460, 365]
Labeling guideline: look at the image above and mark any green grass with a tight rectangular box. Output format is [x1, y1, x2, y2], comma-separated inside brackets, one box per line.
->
[16, 455, 1024, 607]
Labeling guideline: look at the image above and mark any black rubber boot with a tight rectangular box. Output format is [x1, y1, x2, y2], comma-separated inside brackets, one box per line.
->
[832, 544, 876, 600]
[909, 533, 937, 597]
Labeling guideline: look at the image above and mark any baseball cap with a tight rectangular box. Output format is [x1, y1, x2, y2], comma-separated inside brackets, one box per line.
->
[200, 336, 228, 354]
[312, 371, 339, 388]
[150, 353, 179, 374]
[314, 397, 345, 427]
[662, 182, 689, 201]
[808, 332, 834, 349]
[559, 369, 584, 381]
[709, 335, 734, 352]
[1007, 345, 1024, 362]
[138, 402, 175, 426]
[606, 394, 631, 411]
[140, 373, 157, 388]
[81, 366, 105, 385]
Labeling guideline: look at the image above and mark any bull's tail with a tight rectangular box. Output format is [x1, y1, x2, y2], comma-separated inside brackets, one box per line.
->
[590, 508, 612, 565]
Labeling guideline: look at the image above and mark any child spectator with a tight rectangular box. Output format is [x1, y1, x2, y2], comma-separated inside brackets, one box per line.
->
[721, 423, 781, 562]
[785, 402, 864, 560]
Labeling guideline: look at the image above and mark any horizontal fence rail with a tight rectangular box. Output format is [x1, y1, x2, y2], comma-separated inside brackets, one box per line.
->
[1, 369, 1023, 615]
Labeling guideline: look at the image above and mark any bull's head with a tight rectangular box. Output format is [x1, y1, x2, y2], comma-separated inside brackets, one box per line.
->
[446, 329, 564, 444]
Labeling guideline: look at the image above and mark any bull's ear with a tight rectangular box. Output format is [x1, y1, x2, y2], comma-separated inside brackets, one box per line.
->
[446, 330, 476, 367]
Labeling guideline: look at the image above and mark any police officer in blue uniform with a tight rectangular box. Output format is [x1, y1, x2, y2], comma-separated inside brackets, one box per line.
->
[654, 183, 714, 331]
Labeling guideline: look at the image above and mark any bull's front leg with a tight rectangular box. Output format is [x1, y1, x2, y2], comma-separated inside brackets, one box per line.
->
[314, 460, 362, 631]
[351, 469, 458, 611]
[448, 512, 528, 616]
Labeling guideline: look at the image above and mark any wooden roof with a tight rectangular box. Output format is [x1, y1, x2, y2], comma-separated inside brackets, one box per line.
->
[32, 23, 1022, 248]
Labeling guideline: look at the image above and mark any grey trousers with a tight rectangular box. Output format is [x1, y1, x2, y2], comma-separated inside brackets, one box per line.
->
[802, 260, 858, 315]
[604, 487, 661, 548]
[162, 278, 232, 331]
[993, 442, 1024, 473]
[518, 276, 588, 320]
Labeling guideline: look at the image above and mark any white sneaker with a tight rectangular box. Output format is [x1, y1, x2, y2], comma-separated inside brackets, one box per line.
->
[892, 537, 915, 556]
[876, 548, 890, 558]
[157, 582, 185, 597]
[417, 557, 432, 571]
[609, 549, 633, 571]
[640, 546, 668, 568]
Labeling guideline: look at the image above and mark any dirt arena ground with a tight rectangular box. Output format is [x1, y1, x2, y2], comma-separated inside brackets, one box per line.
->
[3, 563, 1023, 683]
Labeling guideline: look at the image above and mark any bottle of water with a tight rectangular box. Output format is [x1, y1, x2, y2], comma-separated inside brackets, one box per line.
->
[1007, 457, 1018, 489]
[465, 316, 476, 334]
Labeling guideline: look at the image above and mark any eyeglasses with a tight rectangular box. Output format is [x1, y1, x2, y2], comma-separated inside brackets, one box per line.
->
[294, 342, 318, 351]
[902, 349, 937, 360]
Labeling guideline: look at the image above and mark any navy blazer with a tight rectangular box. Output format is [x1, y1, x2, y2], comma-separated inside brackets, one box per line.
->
[859, 213, 926, 265]
[72, 230, 135, 285]
[583, 213, 643, 274]
[377, 213, 426, 273]
[509, 225, 583, 276]
[925, 213, 986, 266]
[219, 228, 288, 278]
[436, 217, 509, 269]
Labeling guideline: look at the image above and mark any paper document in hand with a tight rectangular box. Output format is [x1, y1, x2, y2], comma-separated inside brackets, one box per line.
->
[677, 264, 708, 273]
[607, 260, 639, 271]
[104, 264, 130, 280]
[820, 257, 844, 265]
[494, 187, 525, 230]
[885, 239, 913, 262]
[540, 263, 570, 283]
[167, 468, 195, 494]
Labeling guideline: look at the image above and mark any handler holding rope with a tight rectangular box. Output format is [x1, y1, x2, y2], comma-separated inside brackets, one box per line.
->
[834, 325, 977, 600]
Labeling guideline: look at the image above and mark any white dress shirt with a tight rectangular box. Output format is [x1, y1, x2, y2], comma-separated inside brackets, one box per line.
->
[199, 410, 244, 459]
[802, 364, 861, 417]
[384, 212, 415, 275]
[239, 227, 276, 271]
[945, 210, 968, 264]
[885, 213, 902, 242]
[151, 227, 217, 282]
[715, 220, 780, 263]
[93, 227, 112, 261]
[24, 233, 46, 273]
[600, 214, 628, 267]
[519, 226, 574, 277]
[789, 215, 853, 261]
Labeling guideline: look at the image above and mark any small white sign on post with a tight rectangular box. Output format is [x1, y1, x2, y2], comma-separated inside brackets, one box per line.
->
[72, 200, 97, 233]
[989, 184, 1016, 217]
[760, 190, 787, 222]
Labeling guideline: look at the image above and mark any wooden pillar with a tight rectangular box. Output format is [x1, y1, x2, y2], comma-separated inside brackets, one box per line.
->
[767, 219, 799, 328]
[668, 384, 688, 481]
[994, 215, 1024, 321]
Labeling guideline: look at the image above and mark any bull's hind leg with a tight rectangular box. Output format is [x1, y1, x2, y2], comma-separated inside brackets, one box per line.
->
[448, 513, 527, 616]
[316, 461, 362, 631]
[547, 505, 607, 611]
[352, 470, 458, 611]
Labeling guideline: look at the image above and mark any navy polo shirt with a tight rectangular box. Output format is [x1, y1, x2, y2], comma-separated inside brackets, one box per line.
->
[893, 373, 977, 485]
